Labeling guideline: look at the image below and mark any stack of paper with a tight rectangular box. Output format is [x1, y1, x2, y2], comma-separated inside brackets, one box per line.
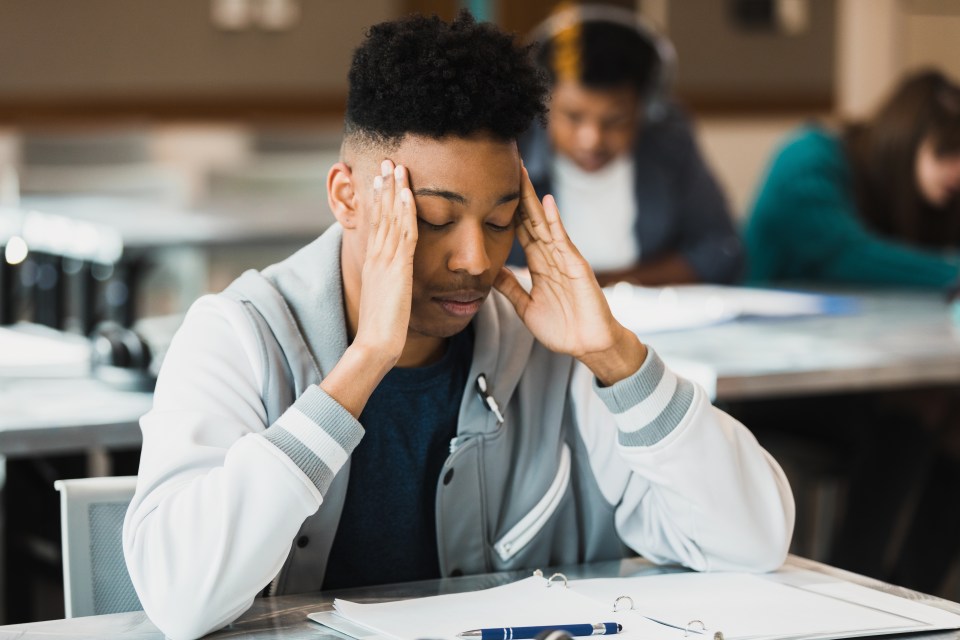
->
[310, 569, 960, 640]
[604, 284, 859, 336]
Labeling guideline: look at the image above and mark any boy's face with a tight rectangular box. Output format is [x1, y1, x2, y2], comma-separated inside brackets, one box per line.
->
[351, 134, 521, 339]
[547, 80, 641, 172]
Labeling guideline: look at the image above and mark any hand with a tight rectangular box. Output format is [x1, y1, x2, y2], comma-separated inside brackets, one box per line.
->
[352, 160, 419, 369]
[493, 167, 647, 385]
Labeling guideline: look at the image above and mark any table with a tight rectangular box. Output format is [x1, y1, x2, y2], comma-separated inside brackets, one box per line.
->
[644, 289, 960, 400]
[4, 194, 335, 328]
[0, 555, 956, 639]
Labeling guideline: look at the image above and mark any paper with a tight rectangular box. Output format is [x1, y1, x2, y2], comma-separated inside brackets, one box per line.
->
[604, 284, 859, 337]
[310, 570, 960, 640]
[326, 576, 677, 640]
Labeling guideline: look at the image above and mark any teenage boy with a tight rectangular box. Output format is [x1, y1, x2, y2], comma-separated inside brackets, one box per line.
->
[124, 12, 793, 640]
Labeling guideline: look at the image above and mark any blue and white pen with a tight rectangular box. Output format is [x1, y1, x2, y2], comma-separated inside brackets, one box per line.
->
[457, 622, 622, 639]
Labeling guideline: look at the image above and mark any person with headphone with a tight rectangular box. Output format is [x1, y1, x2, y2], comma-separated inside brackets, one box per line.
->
[509, 3, 743, 286]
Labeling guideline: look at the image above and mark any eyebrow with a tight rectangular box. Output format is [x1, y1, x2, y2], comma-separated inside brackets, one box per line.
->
[413, 187, 521, 207]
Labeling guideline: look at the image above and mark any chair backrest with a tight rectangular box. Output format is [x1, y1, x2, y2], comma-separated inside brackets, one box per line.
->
[54, 476, 142, 618]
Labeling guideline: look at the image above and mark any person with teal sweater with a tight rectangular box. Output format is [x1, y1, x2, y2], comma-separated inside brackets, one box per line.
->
[745, 70, 960, 289]
[739, 69, 960, 597]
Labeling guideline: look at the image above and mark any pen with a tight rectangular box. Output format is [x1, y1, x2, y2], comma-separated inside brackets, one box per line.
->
[475, 373, 505, 424]
[457, 622, 622, 639]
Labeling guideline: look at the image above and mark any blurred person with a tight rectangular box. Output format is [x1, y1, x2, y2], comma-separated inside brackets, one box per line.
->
[508, 3, 743, 287]
[742, 69, 960, 595]
[745, 69, 960, 288]
[123, 12, 793, 640]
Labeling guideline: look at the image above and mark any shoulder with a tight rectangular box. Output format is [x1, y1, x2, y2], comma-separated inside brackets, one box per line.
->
[634, 103, 706, 172]
[637, 102, 698, 150]
[164, 293, 265, 389]
[772, 125, 847, 173]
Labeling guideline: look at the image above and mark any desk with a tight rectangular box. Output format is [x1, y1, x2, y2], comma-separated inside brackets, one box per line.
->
[0, 555, 956, 639]
[646, 290, 960, 401]
[6, 194, 335, 328]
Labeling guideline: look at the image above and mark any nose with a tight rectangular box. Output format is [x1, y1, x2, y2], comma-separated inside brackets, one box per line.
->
[947, 157, 960, 187]
[575, 121, 603, 152]
[448, 223, 491, 276]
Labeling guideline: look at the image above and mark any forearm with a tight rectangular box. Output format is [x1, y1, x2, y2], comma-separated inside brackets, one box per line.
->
[575, 353, 794, 571]
[125, 295, 364, 639]
[126, 427, 320, 640]
[615, 399, 794, 572]
[595, 253, 699, 287]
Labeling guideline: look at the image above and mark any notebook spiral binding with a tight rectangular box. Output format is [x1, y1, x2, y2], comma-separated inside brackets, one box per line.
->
[532, 570, 725, 640]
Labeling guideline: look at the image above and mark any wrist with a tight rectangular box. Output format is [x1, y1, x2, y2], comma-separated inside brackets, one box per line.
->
[578, 326, 648, 387]
[344, 341, 399, 378]
[320, 344, 396, 418]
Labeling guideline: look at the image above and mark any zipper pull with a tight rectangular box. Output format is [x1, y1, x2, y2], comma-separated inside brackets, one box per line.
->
[475, 373, 505, 425]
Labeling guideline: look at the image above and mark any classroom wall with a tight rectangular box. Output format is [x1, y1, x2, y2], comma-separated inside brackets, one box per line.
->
[696, 115, 813, 222]
[904, 0, 960, 81]
[0, 0, 397, 102]
[669, 0, 836, 111]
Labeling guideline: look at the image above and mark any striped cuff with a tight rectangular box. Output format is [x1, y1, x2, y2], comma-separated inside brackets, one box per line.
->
[593, 348, 694, 447]
[261, 385, 364, 495]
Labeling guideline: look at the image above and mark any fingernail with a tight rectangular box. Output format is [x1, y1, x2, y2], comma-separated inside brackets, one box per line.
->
[394, 165, 404, 181]
[381, 160, 392, 177]
[373, 175, 383, 190]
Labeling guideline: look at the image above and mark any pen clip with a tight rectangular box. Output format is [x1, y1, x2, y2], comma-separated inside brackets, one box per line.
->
[475, 373, 505, 424]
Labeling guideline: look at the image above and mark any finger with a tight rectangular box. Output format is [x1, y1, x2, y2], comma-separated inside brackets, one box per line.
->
[394, 165, 418, 248]
[519, 167, 552, 244]
[381, 164, 405, 252]
[541, 194, 570, 244]
[372, 160, 395, 254]
[399, 187, 418, 259]
[493, 267, 531, 320]
[367, 174, 384, 256]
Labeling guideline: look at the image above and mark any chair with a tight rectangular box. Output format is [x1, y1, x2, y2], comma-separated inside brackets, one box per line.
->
[53, 476, 142, 617]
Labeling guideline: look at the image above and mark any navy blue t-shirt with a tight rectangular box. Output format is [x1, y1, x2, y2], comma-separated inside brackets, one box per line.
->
[322, 326, 474, 590]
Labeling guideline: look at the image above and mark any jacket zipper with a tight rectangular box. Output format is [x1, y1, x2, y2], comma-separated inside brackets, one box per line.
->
[493, 443, 571, 562]
[264, 572, 281, 597]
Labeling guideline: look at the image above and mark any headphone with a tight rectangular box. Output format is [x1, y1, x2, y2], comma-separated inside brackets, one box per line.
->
[90, 321, 156, 392]
[527, 3, 677, 122]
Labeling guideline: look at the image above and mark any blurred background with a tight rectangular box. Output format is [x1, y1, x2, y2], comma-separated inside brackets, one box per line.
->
[0, 0, 959, 626]
[2, 0, 959, 323]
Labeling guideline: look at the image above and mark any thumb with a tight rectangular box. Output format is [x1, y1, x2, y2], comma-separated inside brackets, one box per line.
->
[493, 266, 530, 319]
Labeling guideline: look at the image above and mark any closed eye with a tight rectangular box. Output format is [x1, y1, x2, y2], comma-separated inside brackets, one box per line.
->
[418, 219, 452, 231]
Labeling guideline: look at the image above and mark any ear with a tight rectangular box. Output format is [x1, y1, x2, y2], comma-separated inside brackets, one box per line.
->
[327, 161, 360, 229]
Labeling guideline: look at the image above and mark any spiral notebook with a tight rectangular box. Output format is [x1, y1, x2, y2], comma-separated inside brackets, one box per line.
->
[308, 567, 960, 640]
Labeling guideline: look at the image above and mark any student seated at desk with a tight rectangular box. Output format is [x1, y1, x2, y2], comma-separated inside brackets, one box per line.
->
[123, 13, 794, 640]
[745, 69, 960, 288]
[741, 69, 960, 595]
[507, 3, 743, 287]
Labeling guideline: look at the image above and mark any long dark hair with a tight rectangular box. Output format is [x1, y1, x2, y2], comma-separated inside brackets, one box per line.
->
[844, 69, 960, 247]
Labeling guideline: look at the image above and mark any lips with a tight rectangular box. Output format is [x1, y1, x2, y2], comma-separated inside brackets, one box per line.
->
[575, 154, 610, 172]
[433, 290, 486, 317]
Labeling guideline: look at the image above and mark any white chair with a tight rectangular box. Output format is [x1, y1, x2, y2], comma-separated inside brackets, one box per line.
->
[54, 476, 142, 617]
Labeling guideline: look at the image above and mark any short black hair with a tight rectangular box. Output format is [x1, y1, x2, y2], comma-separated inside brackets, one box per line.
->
[537, 19, 659, 96]
[345, 11, 548, 150]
